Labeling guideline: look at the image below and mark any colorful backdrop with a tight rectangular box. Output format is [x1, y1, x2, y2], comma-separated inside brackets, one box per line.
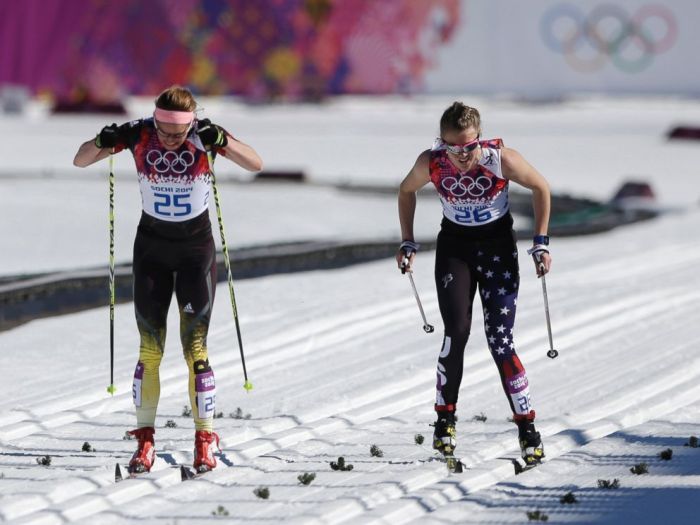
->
[0, 0, 460, 102]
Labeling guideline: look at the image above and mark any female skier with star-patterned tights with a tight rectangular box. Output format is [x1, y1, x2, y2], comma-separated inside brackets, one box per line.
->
[396, 101, 552, 466]
[73, 85, 263, 474]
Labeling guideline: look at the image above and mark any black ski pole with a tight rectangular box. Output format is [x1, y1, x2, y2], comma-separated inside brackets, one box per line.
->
[206, 150, 253, 392]
[538, 264, 558, 359]
[401, 258, 434, 333]
[107, 153, 117, 394]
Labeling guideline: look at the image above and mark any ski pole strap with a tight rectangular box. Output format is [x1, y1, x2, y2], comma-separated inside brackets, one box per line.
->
[400, 240, 421, 257]
[527, 243, 550, 263]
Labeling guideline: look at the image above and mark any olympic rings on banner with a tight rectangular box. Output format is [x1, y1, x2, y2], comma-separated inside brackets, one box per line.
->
[540, 3, 677, 73]
[441, 174, 493, 198]
[146, 149, 195, 174]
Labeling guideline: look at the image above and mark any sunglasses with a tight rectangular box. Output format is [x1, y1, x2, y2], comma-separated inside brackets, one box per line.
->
[154, 119, 193, 140]
[443, 136, 480, 155]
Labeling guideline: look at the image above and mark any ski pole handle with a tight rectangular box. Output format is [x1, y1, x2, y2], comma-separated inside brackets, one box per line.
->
[399, 241, 419, 274]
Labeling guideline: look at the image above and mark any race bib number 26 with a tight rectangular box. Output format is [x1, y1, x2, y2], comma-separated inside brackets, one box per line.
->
[454, 206, 492, 224]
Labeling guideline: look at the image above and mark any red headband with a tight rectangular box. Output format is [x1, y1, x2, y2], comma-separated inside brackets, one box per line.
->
[153, 108, 194, 124]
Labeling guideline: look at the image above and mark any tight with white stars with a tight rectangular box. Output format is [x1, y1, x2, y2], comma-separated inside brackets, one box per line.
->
[433, 231, 535, 419]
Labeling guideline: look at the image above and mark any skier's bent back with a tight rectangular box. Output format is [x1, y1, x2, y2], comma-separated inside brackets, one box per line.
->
[74, 85, 263, 474]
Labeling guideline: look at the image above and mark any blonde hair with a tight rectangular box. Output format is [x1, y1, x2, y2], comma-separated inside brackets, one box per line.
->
[154, 85, 197, 112]
[440, 101, 481, 135]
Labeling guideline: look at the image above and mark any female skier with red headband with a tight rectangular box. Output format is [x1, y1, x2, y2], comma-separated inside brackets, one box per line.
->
[74, 85, 263, 474]
[396, 101, 551, 467]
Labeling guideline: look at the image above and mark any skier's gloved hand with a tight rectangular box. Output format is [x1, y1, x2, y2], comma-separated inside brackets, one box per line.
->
[527, 244, 549, 263]
[527, 244, 550, 276]
[398, 240, 420, 273]
[400, 240, 420, 257]
[95, 123, 121, 149]
[197, 118, 228, 149]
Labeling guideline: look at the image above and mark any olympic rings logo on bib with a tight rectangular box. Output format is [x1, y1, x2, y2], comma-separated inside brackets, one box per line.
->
[441, 174, 493, 199]
[146, 150, 195, 174]
[539, 3, 677, 74]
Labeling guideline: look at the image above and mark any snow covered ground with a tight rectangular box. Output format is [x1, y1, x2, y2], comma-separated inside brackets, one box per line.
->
[1, 97, 700, 523]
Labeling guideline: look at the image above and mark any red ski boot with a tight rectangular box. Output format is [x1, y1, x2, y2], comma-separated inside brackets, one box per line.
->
[128, 426, 156, 474]
[193, 430, 220, 473]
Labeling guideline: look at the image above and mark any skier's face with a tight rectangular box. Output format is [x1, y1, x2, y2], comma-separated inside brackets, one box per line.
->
[442, 126, 481, 172]
[154, 120, 192, 150]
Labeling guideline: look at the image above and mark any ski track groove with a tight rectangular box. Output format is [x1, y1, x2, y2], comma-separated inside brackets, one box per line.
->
[380, 378, 700, 525]
[318, 355, 700, 525]
[7, 239, 693, 436]
[0, 296, 416, 438]
[55, 342, 700, 525]
[3, 237, 699, 523]
[1, 277, 677, 445]
[9, 323, 700, 524]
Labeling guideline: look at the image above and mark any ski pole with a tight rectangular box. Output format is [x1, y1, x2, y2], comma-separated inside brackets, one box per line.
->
[538, 264, 558, 359]
[206, 150, 253, 392]
[107, 153, 117, 395]
[401, 258, 434, 333]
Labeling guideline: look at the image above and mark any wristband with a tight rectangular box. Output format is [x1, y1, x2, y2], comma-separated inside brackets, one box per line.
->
[533, 235, 549, 246]
[400, 240, 420, 256]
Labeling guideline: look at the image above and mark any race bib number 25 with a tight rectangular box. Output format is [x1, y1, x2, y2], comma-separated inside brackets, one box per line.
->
[153, 192, 192, 217]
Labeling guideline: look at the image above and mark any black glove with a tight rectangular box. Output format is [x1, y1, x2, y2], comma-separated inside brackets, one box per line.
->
[197, 118, 228, 148]
[94, 123, 121, 149]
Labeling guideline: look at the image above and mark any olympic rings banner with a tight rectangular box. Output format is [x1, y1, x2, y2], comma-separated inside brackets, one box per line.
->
[539, 3, 677, 74]
[425, 0, 698, 96]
